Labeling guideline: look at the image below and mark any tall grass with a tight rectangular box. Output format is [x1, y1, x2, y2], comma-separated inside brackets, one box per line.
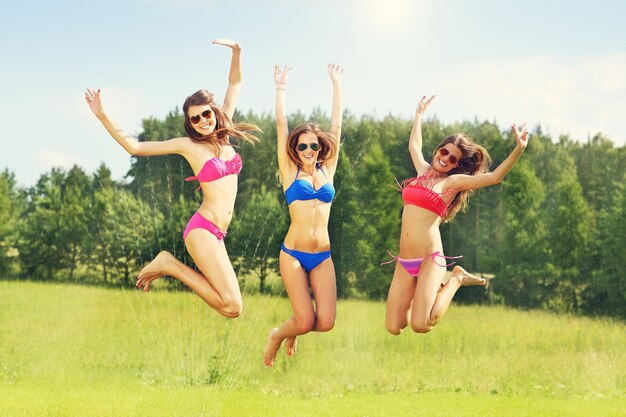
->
[1, 281, 624, 417]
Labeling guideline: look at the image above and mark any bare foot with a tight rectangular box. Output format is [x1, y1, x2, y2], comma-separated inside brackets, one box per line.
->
[451, 265, 486, 287]
[136, 251, 174, 292]
[263, 328, 282, 367]
[285, 336, 297, 357]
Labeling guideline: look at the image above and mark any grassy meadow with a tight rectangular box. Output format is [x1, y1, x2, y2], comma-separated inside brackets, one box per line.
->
[0, 280, 624, 417]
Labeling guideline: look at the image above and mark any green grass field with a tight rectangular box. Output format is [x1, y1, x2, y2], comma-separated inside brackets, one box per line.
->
[1, 281, 624, 417]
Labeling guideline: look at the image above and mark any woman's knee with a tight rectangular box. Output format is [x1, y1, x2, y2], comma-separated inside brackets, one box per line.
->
[217, 294, 243, 318]
[385, 322, 404, 335]
[315, 315, 335, 332]
[385, 312, 408, 336]
[293, 315, 315, 334]
[410, 319, 433, 334]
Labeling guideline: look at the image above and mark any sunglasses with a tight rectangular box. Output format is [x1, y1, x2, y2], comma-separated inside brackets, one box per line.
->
[297, 143, 321, 152]
[189, 109, 213, 125]
[438, 147, 459, 165]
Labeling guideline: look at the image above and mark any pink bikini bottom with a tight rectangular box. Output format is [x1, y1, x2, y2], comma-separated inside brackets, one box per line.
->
[183, 212, 227, 241]
[382, 250, 462, 278]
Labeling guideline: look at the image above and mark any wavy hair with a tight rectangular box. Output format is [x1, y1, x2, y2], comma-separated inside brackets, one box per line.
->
[182, 90, 259, 155]
[286, 123, 338, 167]
[434, 133, 492, 222]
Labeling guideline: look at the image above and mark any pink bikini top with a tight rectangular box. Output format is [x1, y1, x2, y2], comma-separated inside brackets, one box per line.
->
[185, 153, 242, 188]
[399, 174, 456, 218]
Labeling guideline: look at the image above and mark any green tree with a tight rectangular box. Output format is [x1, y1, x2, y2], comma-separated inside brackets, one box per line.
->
[17, 167, 93, 281]
[494, 160, 548, 308]
[353, 141, 402, 299]
[572, 134, 621, 214]
[126, 109, 194, 215]
[229, 184, 287, 293]
[18, 169, 67, 280]
[0, 169, 23, 276]
[590, 173, 626, 317]
[90, 185, 164, 286]
[328, 150, 360, 298]
[61, 166, 92, 280]
[541, 152, 596, 313]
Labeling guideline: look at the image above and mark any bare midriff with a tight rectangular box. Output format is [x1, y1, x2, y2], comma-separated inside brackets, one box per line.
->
[283, 200, 332, 252]
[399, 205, 444, 258]
[196, 176, 238, 231]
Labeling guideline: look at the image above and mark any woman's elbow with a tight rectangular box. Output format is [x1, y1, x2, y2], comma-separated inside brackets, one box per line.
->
[127, 144, 142, 156]
[490, 175, 504, 185]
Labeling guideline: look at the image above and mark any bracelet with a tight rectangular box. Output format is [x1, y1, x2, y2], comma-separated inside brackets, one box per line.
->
[276, 87, 286, 91]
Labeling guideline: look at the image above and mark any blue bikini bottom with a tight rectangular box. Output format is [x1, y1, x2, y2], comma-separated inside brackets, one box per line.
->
[281, 243, 331, 273]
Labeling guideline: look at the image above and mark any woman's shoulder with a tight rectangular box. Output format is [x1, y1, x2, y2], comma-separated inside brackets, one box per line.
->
[168, 135, 195, 149]
[282, 163, 299, 179]
[318, 162, 336, 177]
[415, 164, 433, 177]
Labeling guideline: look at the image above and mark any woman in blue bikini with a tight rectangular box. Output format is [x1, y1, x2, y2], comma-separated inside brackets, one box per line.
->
[85, 39, 258, 318]
[264, 64, 343, 366]
[385, 95, 529, 335]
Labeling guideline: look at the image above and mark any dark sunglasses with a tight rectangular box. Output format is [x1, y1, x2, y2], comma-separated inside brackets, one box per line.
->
[297, 143, 321, 152]
[438, 147, 459, 165]
[189, 109, 213, 125]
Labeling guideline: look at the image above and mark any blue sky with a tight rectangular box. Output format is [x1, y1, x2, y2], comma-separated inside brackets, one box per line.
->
[1, 0, 625, 187]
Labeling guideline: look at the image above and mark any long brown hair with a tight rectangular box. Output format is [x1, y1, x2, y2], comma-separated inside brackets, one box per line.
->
[182, 90, 259, 155]
[286, 123, 338, 167]
[435, 133, 492, 222]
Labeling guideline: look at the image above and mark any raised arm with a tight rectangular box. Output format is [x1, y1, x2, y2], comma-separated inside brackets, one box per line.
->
[85, 89, 186, 157]
[409, 95, 436, 175]
[325, 64, 343, 172]
[274, 65, 292, 179]
[445, 123, 530, 191]
[213, 39, 242, 120]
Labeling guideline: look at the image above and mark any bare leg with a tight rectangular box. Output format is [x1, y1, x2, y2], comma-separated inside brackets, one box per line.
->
[136, 228, 242, 318]
[410, 259, 449, 333]
[264, 256, 336, 365]
[264, 251, 319, 366]
[455, 265, 487, 287]
[284, 336, 297, 357]
[282, 257, 337, 358]
[428, 265, 486, 325]
[309, 258, 337, 332]
[411, 263, 486, 331]
[385, 262, 417, 335]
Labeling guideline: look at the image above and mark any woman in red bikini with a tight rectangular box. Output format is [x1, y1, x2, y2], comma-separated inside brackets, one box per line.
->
[385, 95, 529, 334]
[85, 39, 258, 318]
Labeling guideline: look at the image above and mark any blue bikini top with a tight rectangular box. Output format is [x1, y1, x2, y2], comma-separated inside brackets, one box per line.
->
[284, 164, 335, 205]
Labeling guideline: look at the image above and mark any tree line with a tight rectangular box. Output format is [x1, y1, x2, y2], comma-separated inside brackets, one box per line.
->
[1, 108, 624, 318]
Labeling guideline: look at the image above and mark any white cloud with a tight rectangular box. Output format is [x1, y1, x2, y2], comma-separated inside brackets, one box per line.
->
[49, 87, 146, 135]
[34, 149, 85, 171]
[430, 53, 626, 144]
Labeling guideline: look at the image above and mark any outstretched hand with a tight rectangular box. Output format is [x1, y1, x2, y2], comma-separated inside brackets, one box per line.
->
[212, 38, 241, 51]
[327, 63, 343, 85]
[511, 123, 530, 150]
[416, 95, 435, 117]
[84, 88, 104, 118]
[274, 64, 291, 87]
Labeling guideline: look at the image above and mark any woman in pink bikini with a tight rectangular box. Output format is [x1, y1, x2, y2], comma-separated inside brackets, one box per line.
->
[85, 39, 258, 318]
[385, 95, 529, 334]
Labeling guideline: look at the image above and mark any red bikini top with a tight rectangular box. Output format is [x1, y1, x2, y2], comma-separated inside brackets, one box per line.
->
[399, 174, 456, 218]
[185, 153, 242, 189]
